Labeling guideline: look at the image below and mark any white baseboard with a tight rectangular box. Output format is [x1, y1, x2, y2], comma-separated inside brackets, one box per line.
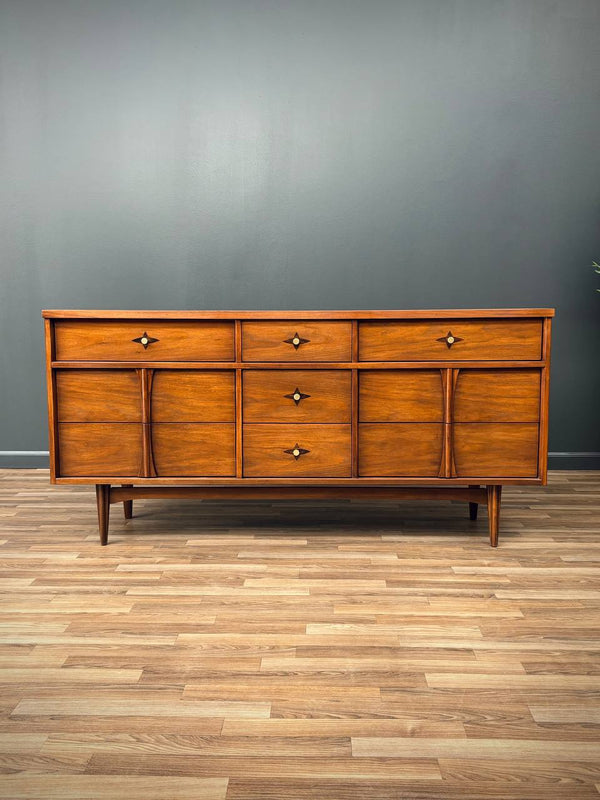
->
[548, 452, 600, 468]
[0, 451, 50, 456]
[0, 451, 51, 468]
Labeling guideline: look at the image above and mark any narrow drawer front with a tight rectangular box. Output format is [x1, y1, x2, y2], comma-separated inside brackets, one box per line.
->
[58, 423, 141, 476]
[359, 320, 543, 361]
[56, 370, 141, 422]
[152, 371, 235, 422]
[453, 423, 539, 477]
[359, 371, 443, 422]
[242, 322, 352, 362]
[359, 423, 443, 476]
[152, 423, 235, 476]
[243, 370, 351, 423]
[54, 320, 235, 362]
[243, 424, 351, 476]
[454, 369, 541, 422]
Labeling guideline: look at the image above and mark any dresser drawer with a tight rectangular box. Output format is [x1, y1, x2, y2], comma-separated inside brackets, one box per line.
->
[242, 322, 352, 362]
[453, 423, 539, 477]
[243, 424, 351, 476]
[151, 371, 235, 422]
[58, 423, 142, 476]
[359, 320, 542, 361]
[359, 423, 443, 476]
[54, 320, 235, 362]
[152, 423, 235, 476]
[243, 370, 351, 423]
[56, 370, 141, 422]
[359, 370, 444, 422]
[453, 369, 541, 422]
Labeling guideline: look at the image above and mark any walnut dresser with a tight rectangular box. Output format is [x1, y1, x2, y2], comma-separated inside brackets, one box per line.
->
[42, 309, 554, 547]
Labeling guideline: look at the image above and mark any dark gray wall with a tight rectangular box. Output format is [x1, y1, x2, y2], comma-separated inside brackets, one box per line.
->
[1, 0, 599, 467]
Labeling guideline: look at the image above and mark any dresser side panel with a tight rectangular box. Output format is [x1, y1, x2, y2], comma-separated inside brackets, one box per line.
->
[44, 319, 59, 482]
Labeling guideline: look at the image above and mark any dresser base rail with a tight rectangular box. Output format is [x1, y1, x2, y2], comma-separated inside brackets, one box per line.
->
[95, 484, 501, 547]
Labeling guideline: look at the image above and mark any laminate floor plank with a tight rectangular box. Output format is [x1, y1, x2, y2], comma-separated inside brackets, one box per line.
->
[0, 468, 599, 799]
[224, 780, 600, 800]
[11, 699, 270, 718]
[351, 736, 600, 761]
[0, 775, 228, 799]
[83, 753, 443, 780]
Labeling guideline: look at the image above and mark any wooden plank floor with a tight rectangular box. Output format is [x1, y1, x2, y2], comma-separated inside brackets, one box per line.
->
[1, 468, 599, 799]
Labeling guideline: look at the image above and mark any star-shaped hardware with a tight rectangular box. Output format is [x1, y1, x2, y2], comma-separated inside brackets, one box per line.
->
[283, 332, 310, 350]
[132, 331, 159, 349]
[284, 443, 310, 460]
[284, 387, 311, 406]
[436, 330, 463, 349]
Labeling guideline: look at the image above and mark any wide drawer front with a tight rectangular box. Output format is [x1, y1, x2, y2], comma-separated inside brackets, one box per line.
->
[56, 369, 235, 422]
[242, 322, 352, 362]
[359, 320, 543, 361]
[58, 422, 235, 477]
[243, 424, 351, 476]
[359, 422, 539, 478]
[243, 370, 351, 423]
[54, 320, 235, 361]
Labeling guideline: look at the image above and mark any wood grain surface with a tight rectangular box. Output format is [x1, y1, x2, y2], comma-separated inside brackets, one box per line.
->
[58, 424, 142, 476]
[359, 320, 543, 361]
[2, 468, 597, 798]
[453, 423, 539, 477]
[243, 425, 352, 477]
[56, 370, 142, 422]
[43, 309, 556, 319]
[152, 424, 236, 477]
[54, 320, 235, 362]
[359, 370, 444, 422]
[241, 322, 352, 362]
[0, 470, 600, 800]
[453, 369, 541, 422]
[151, 371, 235, 422]
[243, 370, 351, 423]
[359, 423, 444, 476]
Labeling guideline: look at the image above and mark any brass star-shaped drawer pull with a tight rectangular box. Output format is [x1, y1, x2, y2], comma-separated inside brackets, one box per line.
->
[132, 331, 159, 349]
[284, 387, 311, 406]
[436, 330, 463, 349]
[284, 443, 310, 460]
[284, 332, 310, 350]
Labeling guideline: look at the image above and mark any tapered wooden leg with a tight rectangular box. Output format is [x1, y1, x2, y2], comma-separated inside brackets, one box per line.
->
[468, 484, 479, 521]
[96, 484, 110, 546]
[486, 485, 502, 547]
[122, 484, 133, 519]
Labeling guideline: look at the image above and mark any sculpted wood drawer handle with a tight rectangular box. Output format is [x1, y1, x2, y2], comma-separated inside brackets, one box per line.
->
[284, 443, 310, 460]
[284, 387, 311, 406]
[132, 331, 159, 349]
[436, 330, 463, 349]
[284, 332, 310, 350]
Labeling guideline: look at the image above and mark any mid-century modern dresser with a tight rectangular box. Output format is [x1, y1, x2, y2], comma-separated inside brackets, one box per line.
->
[43, 309, 554, 546]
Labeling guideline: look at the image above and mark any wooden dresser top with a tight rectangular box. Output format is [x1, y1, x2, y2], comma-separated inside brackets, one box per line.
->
[42, 309, 555, 320]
